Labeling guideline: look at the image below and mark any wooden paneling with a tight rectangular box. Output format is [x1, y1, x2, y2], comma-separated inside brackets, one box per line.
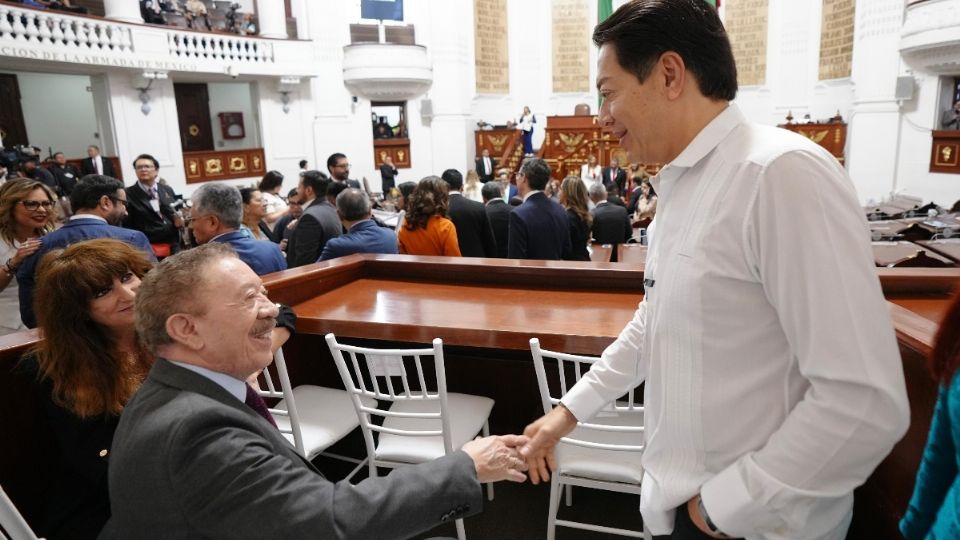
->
[778, 119, 847, 163]
[173, 83, 214, 152]
[373, 138, 410, 168]
[930, 130, 960, 173]
[182, 147, 265, 184]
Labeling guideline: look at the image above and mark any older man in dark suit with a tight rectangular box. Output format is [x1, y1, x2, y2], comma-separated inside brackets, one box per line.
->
[507, 158, 571, 260]
[441, 168, 497, 258]
[100, 243, 529, 539]
[482, 182, 511, 258]
[319, 188, 398, 261]
[124, 153, 181, 257]
[79, 145, 116, 178]
[475, 149, 497, 183]
[286, 171, 342, 267]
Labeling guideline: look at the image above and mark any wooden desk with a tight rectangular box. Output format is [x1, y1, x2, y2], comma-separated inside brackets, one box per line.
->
[872, 241, 956, 267]
[616, 244, 648, 266]
[588, 244, 613, 263]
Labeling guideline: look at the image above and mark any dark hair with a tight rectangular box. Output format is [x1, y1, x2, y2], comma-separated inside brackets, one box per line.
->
[640, 180, 657, 200]
[326, 152, 347, 171]
[397, 181, 417, 211]
[53, 152, 64, 158]
[930, 292, 960, 384]
[519, 158, 551, 191]
[88, 145, 100, 152]
[593, 0, 737, 101]
[72, 174, 124, 210]
[287, 187, 299, 199]
[298, 159, 308, 169]
[301, 170, 330, 198]
[481, 182, 502, 202]
[238, 187, 260, 205]
[404, 176, 449, 231]
[326, 181, 348, 201]
[258, 171, 284, 192]
[441, 169, 464, 190]
[132, 153, 159, 169]
[33, 239, 154, 418]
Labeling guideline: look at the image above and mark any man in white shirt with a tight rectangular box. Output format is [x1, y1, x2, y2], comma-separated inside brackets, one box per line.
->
[520, 2, 909, 539]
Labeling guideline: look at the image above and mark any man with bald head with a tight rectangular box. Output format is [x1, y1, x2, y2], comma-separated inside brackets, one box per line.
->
[102, 243, 529, 539]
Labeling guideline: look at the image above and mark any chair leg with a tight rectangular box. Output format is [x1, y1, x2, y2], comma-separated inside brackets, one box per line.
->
[455, 517, 467, 540]
[482, 420, 494, 501]
[547, 474, 561, 540]
[565, 484, 573, 507]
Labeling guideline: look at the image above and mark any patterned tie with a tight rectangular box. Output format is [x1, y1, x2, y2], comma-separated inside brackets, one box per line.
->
[244, 384, 278, 428]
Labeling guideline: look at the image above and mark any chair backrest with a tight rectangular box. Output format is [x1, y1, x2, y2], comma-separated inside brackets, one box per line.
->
[394, 209, 406, 236]
[529, 338, 644, 452]
[256, 348, 305, 455]
[325, 333, 454, 454]
[0, 485, 38, 540]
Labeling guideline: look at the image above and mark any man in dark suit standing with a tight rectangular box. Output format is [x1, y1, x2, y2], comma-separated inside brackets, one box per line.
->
[601, 157, 627, 195]
[379, 155, 398, 194]
[475, 148, 497, 183]
[589, 183, 632, 248]
[441, 168, 497, 258]
[80, 145, 116, 178]
[18, 174, 155, 328]
[320, 188, 398, 261]
[49, 152, 81, 197]
[100, 243, 529, 539]
[286, 171, 342, 267]
[124, 154, 181, 257]
[327, 152, 363, 190]
[482, 181, 511, 258]
[507, 158, 571, 260]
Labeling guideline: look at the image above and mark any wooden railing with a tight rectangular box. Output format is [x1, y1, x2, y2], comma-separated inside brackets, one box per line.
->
[182, 147, 265, 184]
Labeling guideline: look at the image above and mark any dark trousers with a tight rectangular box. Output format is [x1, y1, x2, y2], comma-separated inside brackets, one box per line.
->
[522, 130, 534, 154]
[652, 504, 743, 540]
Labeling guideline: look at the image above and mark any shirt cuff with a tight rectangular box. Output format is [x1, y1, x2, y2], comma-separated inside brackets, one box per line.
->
[561, 378, 610, 423]
[699, 454, 786, 537]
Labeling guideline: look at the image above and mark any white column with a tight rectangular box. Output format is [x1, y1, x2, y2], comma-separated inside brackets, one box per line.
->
[257, 0, 288, 39]
[102, 0, 143, 24]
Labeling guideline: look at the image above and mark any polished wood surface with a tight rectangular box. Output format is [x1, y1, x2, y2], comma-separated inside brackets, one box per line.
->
[616, 244, 648, 266]
[588, 244, 612, 263]
[183, 147, 266, 184]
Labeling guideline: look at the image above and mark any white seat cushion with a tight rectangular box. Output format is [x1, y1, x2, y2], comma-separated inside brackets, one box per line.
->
[275, 385, 376, 459]
[557, 412, 644, 484]
[376, 393, 494, 464]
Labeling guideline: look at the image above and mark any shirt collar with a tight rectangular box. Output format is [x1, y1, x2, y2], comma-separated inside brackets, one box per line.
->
[167, 360, 247, 402]
[348, 219, 374, 231]
[138, 180, 157, 193]
[652, 102, 742, 191]
[209, 229, 241, 242]
[69, 213, 106, 223]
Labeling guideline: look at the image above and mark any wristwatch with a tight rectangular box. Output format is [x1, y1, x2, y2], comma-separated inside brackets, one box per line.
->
[697, 496, 729, 538]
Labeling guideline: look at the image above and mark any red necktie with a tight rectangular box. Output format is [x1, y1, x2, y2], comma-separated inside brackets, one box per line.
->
[244, 384, 278, 428]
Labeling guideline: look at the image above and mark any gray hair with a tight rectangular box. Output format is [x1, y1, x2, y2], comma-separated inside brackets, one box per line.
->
[588, 182, 608, 202]
[335, 188, 371, 221]
[191, 183, 242, 229]
[135, 243, 237, 354]
[481, 182, 502, 202]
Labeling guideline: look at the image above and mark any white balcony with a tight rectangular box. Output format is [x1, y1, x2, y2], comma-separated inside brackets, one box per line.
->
[0, 3, 317, 78]
[900, 0, 960, 73]
[342, 43, 432, 101]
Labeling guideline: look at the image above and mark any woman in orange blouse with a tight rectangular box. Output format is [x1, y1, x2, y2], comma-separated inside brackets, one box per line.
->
[397, 176, 461, 256]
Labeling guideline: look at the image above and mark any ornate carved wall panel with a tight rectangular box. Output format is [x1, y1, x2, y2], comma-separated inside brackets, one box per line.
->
[724, 0, 768, 87]
[819, 0, 856, 80]
[474, 0, 509, 94]
[183, 148, 265, 184]
[551, 0, 590, 93]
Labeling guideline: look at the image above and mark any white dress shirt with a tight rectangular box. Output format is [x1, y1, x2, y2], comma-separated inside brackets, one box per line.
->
[580, 164, 602, 189]
[93, 155, 103, 175]
[562, 104, 909, 539]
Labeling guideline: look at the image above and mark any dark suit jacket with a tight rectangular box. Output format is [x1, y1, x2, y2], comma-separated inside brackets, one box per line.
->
[101, 359, 482, 539]
[80, 156, 116, 178]
[286, 199, 342, 267]
[475, 156, 498, 183]
[448, 194, 497, 258]
[211, 230, 287, 276]
[123, 182, 180, 245]
[17, 217, 155, 328]
[591, 202, 632, 245]
[566, 208, 590, 261]
[484, 199, 511, 259]
[507, 192, 571, 260]
[602, 167, 627, 194]
[49, 164, 81, 196]
[319, 219, 398, 261]
[380, 164, 398, 192]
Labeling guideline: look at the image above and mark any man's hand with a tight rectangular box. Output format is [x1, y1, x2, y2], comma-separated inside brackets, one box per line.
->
[687, 495, 728, 539]
[461, 434, 529, 483]
[519, 405, 578, 484]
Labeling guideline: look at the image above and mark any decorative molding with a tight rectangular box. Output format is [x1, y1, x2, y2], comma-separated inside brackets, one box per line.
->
[900, 0, 960, 73]
[342, 43, 432, 101]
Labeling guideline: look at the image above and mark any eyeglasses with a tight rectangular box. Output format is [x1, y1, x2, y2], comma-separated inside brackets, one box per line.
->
[135, 164, 156, 170]
[20, 200, 55, 211]
[108, 196, 128, 207]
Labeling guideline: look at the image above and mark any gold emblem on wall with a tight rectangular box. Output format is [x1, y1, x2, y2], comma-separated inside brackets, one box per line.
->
[558, 133, 584, 153]
[252, 155, 262, 170]
[487, 134, 508, 152]
[801, 130, 829, 144]
[187, 159, 200, 177]
[936, 144, 957, 166]
[229, 156, 247, 173]
[397, 150, 405, 162]
[379, 151, 388, 163]
[188, 124, 200, 137]
[205, 158, 223, 175]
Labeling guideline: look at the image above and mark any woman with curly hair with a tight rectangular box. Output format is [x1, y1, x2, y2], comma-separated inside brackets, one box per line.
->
[397, 176, 461, 256]
[0, 179, 57, 335]
[21, 238, 154, 539]
[559, 175, 592, 261]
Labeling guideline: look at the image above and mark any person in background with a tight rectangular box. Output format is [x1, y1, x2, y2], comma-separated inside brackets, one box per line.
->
[518, 106, 536, 156]
[21, 156, 59, 196]
[544, 177, 562, 202]
[286, 171, 341, 267]
[319, 188, 397, 261]
[941, 101, 960, 130]
[80, 145, 116, 178]
[298, 159, 308, 176]
[559, 175, 591, 262]
[0, 179, 55, 335]
[380, 155, 398, 194]
[475, 148, 497, 183]
[507, 158, 571, 261]
[50, 151, 81, 198]
[589, 182, 632, 249]
[239, 187, 274, 242]
[498, 169, 519, 202]
[398, 176, 461, 257]
[20, 239, 154, 540]
[273, 188, 301, 251]
[124, 154, 181, 258]
[633, 180, 658, 222]
[900, 292, 960, 540]
[579, 154, 602, 193]
[463, 169, 483, 203]
[602, 156, 628, 196]
[325, 181, 349, 207]
[482, 181, 511, 259]
[441, 169, 496, 258]
[395, 180, 417, 232]
[257, 171, 288, 232]
[327, 153, 362, 190]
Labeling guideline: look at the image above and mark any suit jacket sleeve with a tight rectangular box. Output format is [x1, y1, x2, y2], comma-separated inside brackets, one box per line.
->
[167, 413, 482, 539]
[623, 212, 633, 243]
[288, 213, 321, 267]
[507, 211, 526, 259]
[17, 244, 48, 328]
[479, 210, 497, 258]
